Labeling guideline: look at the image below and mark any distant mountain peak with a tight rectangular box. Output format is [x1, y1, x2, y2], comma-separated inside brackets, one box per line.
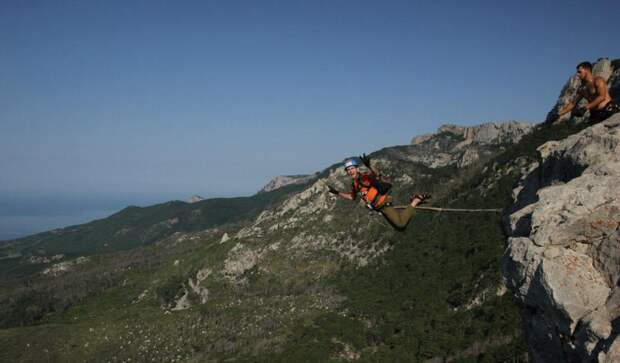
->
[187, 195, 204, 203]
[407, 120, 534, 169]
[413, 121, 533, 147]
[258, 173, 318, 193]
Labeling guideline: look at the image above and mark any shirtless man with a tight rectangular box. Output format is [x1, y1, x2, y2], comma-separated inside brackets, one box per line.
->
[557, 61, 619, 123]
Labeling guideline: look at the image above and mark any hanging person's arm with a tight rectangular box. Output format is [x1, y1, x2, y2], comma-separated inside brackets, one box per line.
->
[327, 185, 356, 200]
[359, 153, 381, 178]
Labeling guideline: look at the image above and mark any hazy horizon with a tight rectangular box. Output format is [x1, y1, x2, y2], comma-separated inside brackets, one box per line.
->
[0, 189, 266, 241]
[2, 0, 619, 239]
[0, 208, 117, 241]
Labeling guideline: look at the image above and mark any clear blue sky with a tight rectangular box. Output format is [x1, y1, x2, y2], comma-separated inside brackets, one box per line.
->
[1, 0, 619, 238]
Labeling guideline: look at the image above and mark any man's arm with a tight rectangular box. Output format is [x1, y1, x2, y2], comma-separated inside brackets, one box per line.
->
[558, 94, 583, 116]
[585, 78, 608, 110]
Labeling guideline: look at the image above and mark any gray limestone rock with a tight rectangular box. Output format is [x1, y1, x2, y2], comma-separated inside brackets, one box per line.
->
[258, 173, 318, 193]
[593, 58, 613, 82]
[171, 267, 211, 311]
[531, 251, 610, 335]
[502, 237, 543, 301]
[604, 336, 620, 362]
[223, 243, 260, 282]
[574, 308, 613, 357]
[435, 121, 533, 147]
[220, 232, 230, 244]
[408, 121, 533, 169]
[187, 195, 204, 203]
[502, 114, 620, 362]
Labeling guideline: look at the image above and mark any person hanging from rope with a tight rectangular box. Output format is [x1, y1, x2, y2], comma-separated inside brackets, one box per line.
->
[556, 61, 619, 123]
[327, 154, 430, 231]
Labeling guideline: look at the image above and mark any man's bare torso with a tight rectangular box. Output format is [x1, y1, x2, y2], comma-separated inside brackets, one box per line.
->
[579, 76, 612, 109]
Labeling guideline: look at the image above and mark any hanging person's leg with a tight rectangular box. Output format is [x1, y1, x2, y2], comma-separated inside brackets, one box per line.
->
[379, 194, 430, 231]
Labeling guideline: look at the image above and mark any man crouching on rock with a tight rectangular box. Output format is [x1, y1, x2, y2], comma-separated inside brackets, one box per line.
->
[557, 61, 620, 123]
[327, 154, 430, 231]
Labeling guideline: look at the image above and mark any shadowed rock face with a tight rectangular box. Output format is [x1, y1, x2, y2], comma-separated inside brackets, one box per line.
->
[503, 114, 620, 362]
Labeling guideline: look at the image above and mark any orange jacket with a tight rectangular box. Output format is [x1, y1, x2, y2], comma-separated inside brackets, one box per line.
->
[351, 173, 388, 210]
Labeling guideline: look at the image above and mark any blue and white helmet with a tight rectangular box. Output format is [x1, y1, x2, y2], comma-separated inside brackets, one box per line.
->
[344, 158, 359, 169]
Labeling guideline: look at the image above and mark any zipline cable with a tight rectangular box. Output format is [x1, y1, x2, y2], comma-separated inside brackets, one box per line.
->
[417, 206, 502, 213]
[394, 206, 502, 213]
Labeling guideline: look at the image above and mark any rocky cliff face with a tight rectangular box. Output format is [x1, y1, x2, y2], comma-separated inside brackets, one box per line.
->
[256, 122, 533, 197]
[259, 174, 318, 193]
[503, 114, 620, 362]
[409, 121, 533, 168]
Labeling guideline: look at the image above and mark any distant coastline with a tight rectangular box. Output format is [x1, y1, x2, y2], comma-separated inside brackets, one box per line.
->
[0, 193, 182, 243]
[0, 209, 117, 242]
[0, 232, 26, 242]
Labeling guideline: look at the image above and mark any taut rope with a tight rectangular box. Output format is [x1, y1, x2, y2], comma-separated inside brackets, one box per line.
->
[417, 206, 502, 213]
[394, 206, 502, 213]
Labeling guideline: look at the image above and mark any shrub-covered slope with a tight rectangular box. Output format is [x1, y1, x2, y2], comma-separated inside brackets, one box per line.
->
[0, 182, 313, 280]
[3, 118, 592, 362]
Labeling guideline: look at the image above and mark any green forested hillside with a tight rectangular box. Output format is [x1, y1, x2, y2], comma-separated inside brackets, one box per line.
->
[0, 181, 314, 280]
[0, 120, 591, 362]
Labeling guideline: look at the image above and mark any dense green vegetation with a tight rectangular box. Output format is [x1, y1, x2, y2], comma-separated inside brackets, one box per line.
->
[0, 119, 587, 362]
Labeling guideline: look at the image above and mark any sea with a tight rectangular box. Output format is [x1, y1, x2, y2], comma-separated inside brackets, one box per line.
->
[0, 209, 116, 241]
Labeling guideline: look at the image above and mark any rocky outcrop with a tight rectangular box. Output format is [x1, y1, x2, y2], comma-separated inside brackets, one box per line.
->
[42, 256, 89, 276]
[220, 232, 230, 244]
[28, 254, 64, 264]
[223, 242, 261, 283]
[187, 195, 204, 203]
[259, 174, 318, 193]
[411, 121, 532, 147]
[503, 114, 620, 362]
[409, 121, 533, 168]
[438, 122, 533, 147]
[171, 267, 211, 311]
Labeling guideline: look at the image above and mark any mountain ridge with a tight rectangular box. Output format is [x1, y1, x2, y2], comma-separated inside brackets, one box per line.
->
[0, 119, 531, 272]
[1, 57, 619, 362]
[0, 116, 535, 362]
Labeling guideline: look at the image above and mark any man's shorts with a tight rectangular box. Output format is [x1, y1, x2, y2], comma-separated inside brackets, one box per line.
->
[590, 101, 620, 123]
